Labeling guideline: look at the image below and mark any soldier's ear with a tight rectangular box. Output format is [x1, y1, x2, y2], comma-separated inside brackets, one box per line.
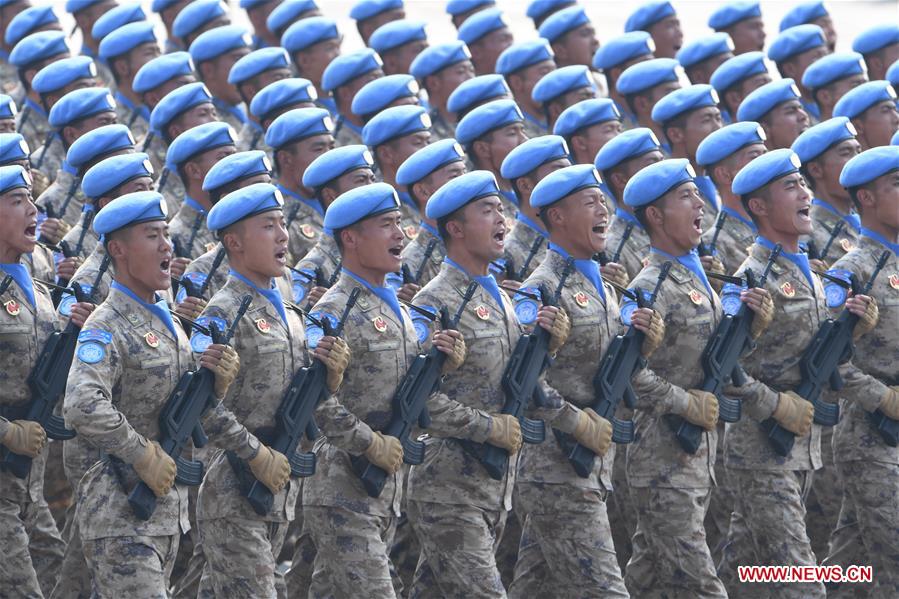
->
[712, 163, 732, 186]
[645, 203, 665, 228]
[805, 158, 824, 181]
[747, 195, 769, 219]
[570, 133, 588, 156]
[444, 217, 465, 240]
[665, 125, 685, 145]
[61, 125, 81, 147]
[724, 89, 742, 115]
[411, 181, 430, 203]
[471, 139, 491, 164]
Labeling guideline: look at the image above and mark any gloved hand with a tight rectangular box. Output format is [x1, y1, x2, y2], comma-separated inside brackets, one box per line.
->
[200, 344, 241, 399]
[573, 408, 613, 456]
[747, 288, 774, 339]
[133, 440, 177, 498]
[600, 262, 629, 291]
[538, 305, 570, 354]
[248, 444, 291, 494]
[487, 414, 522, 454]
[364, 432, 404, 474]
[678, 390, 719, 431]
[877, 386, 899, 420]
[314, 336, 351, 393]
[701, 255, 726, 293]
[850, 295, 878, 340]
[772, 391, 814, 436]
[434, 329, 466, 374]
[640, 309, 665, 358]
[1, 420, 47, 458]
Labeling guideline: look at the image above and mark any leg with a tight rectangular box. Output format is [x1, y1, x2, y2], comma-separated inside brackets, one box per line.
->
[0, 497, 44, 598]
[705, 426, 735, 565]
[608, 450, 636, 571]
[198, 517, 287, 599]
[82, 535, 179, 599]
[25, 497, 65, 597]
[806, 429, 841, 558]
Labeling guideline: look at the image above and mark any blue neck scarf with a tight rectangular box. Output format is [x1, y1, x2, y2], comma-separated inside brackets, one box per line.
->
[114, 91, 150, 123]
[549, 243, 606, 303]
[695, 174, 721, 212]
[212, 98, 248, 125]
[722, 205, 757, 231]
[183, 196, 206, 215]
[614, 207, 644, 230]
[651, 246, 713, 297]
[318, 96, 337, 117]
[860, 227, 899, 256]
[111, 281, 178, 338]
[757, 235, 814, 288]
[344, 268, 403, 322]
[517, 213, 548, 238]
[229, 269, 288, 325]
[522, 110, 547, 131]
[446, 257, 504, 308]
[0, 263, 35, 306]
[278, 184, 324, 217]
[23, 97, 46, 118]
[812, 198, 861, 233]
[336, 114, 363, 135]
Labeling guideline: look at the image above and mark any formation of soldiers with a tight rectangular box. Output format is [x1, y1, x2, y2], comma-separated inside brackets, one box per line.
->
[1, 0, 899, 597]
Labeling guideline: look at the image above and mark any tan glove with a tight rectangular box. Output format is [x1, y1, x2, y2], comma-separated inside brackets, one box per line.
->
[546, 306, 571, 354]
[487, 414, 523, 454]
[441, 333, 466, 374]
[133, 441, 177, 498]
[248, 444, 291, 494]
[320, 336, 351, 393]
[679, 390, 719, 431]
[641, 309, 666, 358]
[601, 263, 629, 291]
[749, 290, 774, 339]
[1, 420, 47, 458]
[772, 391, 814, 436]
[877, 386, 899, 420]
[853, 296, 878, 340]
[573, 408, 613, 457]
[809, 258, 829, 273]
[206, 344, 240, 399]
[364, 431, 404, 474]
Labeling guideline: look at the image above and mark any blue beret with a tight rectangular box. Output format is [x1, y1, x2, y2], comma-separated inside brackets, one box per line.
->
[325, 182, 401, 230]
[532, 65, 595, 104]
[65, 0, 105, 14]
[240, 0, 274, 7]
[710, 51, 768, 92]
[173, 0, 229, 39]
[281, 16, 339, 53]
[623, 158, 696, 207]
[448, 0, 495, 17]
[350, 0, 403, 22]
[457, 8, 509, 45]
[303, 145, 374, 189]
[768, 24, 826, 63]
[455, 99, 523, 144]
[530, 164, 602, 209]
[266, 107, 334, 149]
[676, 33, 734, 69]
[99, 21, 157, 60]
[66, 124, 136, 170]
[352, 75, 420, 118]
[592, 32, 655, 71]
[0, 165, 32, 195]
[840, 145, 899, 189]
[149, 82, 213, 134]
[853, 25, 899, 56]
[553, 98, 621, 138]
[526, 0, 572, 21]
[833, 80, 897, 120]
[207, 182, 284, 231]
[228, 47, 290, 85]
[267, 0, 320, 35]
[500, 134, 569, 180]
[203, 150, 272, 192]
[625, 0, 676, 33]
[696, 121, 766, 166]
[363, 105, 430, 147]
[801, 52, 866, 90]
[167, 122, 237, 169]
[151, 0, 182, 11]
[617, 57, 682, 96]
[538, 5, 590, 43]
[732, 148, 801, 195]
[709, 1, 761, 30]
[651, 83, 719, 124]
[888, 59, 899, 88]
[32, 56, 97, 94]
[410, 41, 471, 80]
[736, 78, 801, 122]
[779, 1, 828, 32]
[48, 87, 116, 129]
[791, 117, 856, 164]
[93, 191, 169, 235]
[190, 25, 253, 64]
[496, 39, 554, 76]
[447, 74, 510, 116]
[92, 3, 146, 42]
[134, 52, 195, 94]
[369, 20, 427, 55]
[82, 153, 154, 199]
[396, 138, 466, 186]
[0, 134, 30, 164]
[425, 170, 498, 219]
[5, 6, 59, 47]
[0, 95, 15, 120]
[9, 31, 69, 68]
[250, 78, 318, 120]
[594, 127, 661, 172]
[322, 49, 383, 92]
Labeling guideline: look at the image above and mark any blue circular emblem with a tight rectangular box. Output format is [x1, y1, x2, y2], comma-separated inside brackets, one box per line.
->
[293, 283, 307, 303]
[413, 319, 430, 344]
[307, 325, 324, 349]
[58, 293, 76, 316]
[190, 332, 213, 354]
[76, 342, 105, 364]
[514, 298, 539, 325]
[824, 283, 847, 309]
[620, 300, 637, 326]
[721, 293, 743, 316]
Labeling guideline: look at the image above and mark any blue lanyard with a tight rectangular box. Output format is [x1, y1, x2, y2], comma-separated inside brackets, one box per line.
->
[111, 281, 178, 339]
[446, 257, 504, 308]
[344, 268, 403, 322]
[721, 205, 757, 231]
[336, 114, 363, 135]
[398, 190, 418, 212]
[548, 243, 606, 303]
[500, 188, 519, 209]
[229, 269, 288, 325]
[278, 184, 323, 217]
[757, 236, 813, 288]
[114, 91, 150, 123]
[23, 97, 46, 118]
[0, 263, 35, 306]
[860, 227, 899, 256]
[517, 213, 548, 238]
[650, 246, 713, 297]
[812, 198, 861, 233]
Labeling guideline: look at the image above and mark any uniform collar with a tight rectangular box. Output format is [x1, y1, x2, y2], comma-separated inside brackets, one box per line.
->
[812, 197, 861, 233]
[110, 280, 178, 339]
[860, 227, 899, 256]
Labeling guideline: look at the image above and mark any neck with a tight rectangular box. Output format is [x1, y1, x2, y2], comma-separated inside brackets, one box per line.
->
[117, 83, 139, 105]
[341, 108, 364, 127]
[114, 272, 156, 303]
[720, 189, 751, 219]
[516, 93, 543, 122]
[187, 188, 212, 210]
[343, 255, 388, 287]
[231, 260, 273, 290]
[649, 231, 693, 256]
[519, 199, 541, 223]
[27, 88, 41, 104]
[815, 188, 852, 215]
[380, 166, 398, 187]
[208, 86, 237, 106]
[758, 225, 800, 253]
[819, 103, 834, 121]
[572, 146, 593, 165]
[446, 246, 490, 276]
[551, 235, 592, 260]
[862, 215, 899, 244]
[0, 245, 22, 263]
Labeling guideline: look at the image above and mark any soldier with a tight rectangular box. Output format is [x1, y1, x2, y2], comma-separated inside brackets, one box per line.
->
[710, 51, 773, 124]
[66, 0, 116, 84]
[624, 1, 683, 60]
[188, 25, 253, 134]
[496, 39, 556, 139]
[779, 1, 836, 52]
[350, 0, 404, 47]
[616, 58, 682, 152]
[768, 25, 830, 122]
[0, 94, 15, 133]
[593, 32, 655, 128]
[458, 8, 514, 77]
[539, 5, 599, 71]
[63, 190, 290, 596]
[676, 34, 735, 86]
[281, 16, 342, 116]
[738, 79, 811, 151]
[369, 19, 428, 77]
[833, 80, 899, 151]
[524, 0, 570, 29]
[248, 77, 320, 144]
[352, 75, 423, 133]
[718, 149, 877, 598]
[266, 0, 321, 48]
[447, 74, 513, 123]
[532, 65, 598, 133]
[323, 49, 385, 148]
[853, 24, 899, 81]
[409, 41, 476, 142]
[708, 1, 766, 55]
[447, 0, 494, 30]
[172, 0, 233, 49]
[153, 0, 191, 54]
[241, 0, 284, 49]
[801, 53, 869, 123]
[554, 99, 623, 167]
[228, 47, 292, 152]
[3, 4, 58, 105]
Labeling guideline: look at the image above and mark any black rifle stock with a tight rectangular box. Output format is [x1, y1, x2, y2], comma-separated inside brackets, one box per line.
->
[180, 247, 227, 300]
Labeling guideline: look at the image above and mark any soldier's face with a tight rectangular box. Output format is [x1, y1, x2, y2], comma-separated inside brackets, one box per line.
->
[114, 221, 174, 292]
[812, 16, 837, 52]
[766, 173, 813, 237]
[764, 101, 809, 149]
[457, 195, 506, 262]
[574, 120, 622, 160]
[427, 160, 467, 193]
[234, 210, 290, 277]
[0, 118, 14, 134]
[684, 106, 723, 157]
[554, 186, 609, 257]
[858, 101, 899, 149]
[431, 60, 475, 98]
[389, 131, 431, 168]
[727, 142, 767, 178]
[471, 27, 514, 75]
[813, 138, 861, 201]
[560, 85, 597, 111]
[649, 16, 683, 59]
[516, 60, 557, 99]
[289, 133, 335, 189]
[191, 145, 238, 184]
[654, 181, 704, 251]
[727, 17, 766, 54]
[387, 39, 428, 76]
[116, 176, 155, 197]
[173, 103, 219, 136]
[0, 187, 37, 258]
[349, 210, 404, 274]
[868, 170, 899, 232]
[296, 37, 342, 85]
[826, 73, 867, 108]
[485, 123, 528, 170]
[556, 23, 599, 67]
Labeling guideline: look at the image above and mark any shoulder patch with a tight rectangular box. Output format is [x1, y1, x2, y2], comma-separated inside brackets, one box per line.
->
[720, 281, 746, 316]
[76, 342, 106, 364]
[385, 271, 404, 291]
[77, 328, 112, 344]
[291, 268, 315, 303]
[190, 315, 227, 353]
[58, 284, 92, 317]
[824, 268, 851, 309]
[410, 304, 437, 344]
[305, 311, 338, 349]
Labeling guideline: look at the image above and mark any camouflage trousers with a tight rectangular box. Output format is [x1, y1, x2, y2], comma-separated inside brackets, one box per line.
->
[49, 501, 91, 598]
[0, 494, 65, 598]
[82, 534, 179, 599]
[704, 426, 736, 565]
[806, 428, 842, 558]
[608, 448, 637, 571]
[509, 482, 629, 598]
[822, 460, 899, 598]
[718, 469, 824, 598]
[625, 486, 726, 598]
[407, 500, 508, 599]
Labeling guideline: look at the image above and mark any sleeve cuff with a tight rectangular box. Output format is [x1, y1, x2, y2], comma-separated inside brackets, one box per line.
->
[118, 433, 148, 465]
[666, 386, 691, 416]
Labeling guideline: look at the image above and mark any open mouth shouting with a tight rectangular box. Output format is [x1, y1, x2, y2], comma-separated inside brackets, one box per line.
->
[275, 247, 288, 267]
[692, 212, 704, 235]
[24, 219, 37, 242]
[592, 218, 608, 239]
[492, 224, 506, 250]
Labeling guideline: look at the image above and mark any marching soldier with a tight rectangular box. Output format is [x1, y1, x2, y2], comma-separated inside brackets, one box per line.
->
[323, 49, 385, 147]
[833, 80, 899, 151]
[592, 32, 656, 128]
[801, 53, 869, 123]
[352, 75, 422, 126]
[737, 78, 811, 151]
[189, 25, 253, 134]
[676, 34, 734, 86]
[554, 98, 623, 167]
[708, 2, 766, 55]
[248, 77, 320, 147]
[767, 24, 828, 121]
[538, 5, 600, 71]
[495, 39, 556, 139]
[228, 47, 293, 152]
[280, 16, 343, 117]
[368, 20, 428, 78]
[615, 58, 682, 148]
[710, 51, 773, 124]
[532, 65, 599, 133]
[458, 8, 515, 77]
[624, 1, 683, 60]
[410, 41, 476, 142]
[447, 74, 514, 123]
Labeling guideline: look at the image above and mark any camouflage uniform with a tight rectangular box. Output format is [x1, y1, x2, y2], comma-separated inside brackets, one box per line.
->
[31, 138, 65, 185]
[291, 233, 341, 307]
[182, 245, 296, 305]
[0, 277, 66, 597]
[622, 251, 726, 598]
[236, 121, 269, 153]
[407, 261, 583, 598]
[704, 208, 757, 275]
[801, 200, 860, 265]
[16, 99, 51, 156]
[509, 249, 629, 598]
[59, 208, 100, 260]
[36, 165, 86, 226]
[333, 116, 364, 147]
[281, 189, 323, 265]
[502, 215, 548, 282]
[63, 284, 261, 597]
[2, 63, 25, 105]
[23, 244, 57, 283]
[302, 272, 418, 599]
[521, 112, 547, 140]
[606, 210, 651, 280]
[428, 109, 455, 143]
[211, 99, 248, 135]
[399, 222, 445, 289]
[821, 235, 899, 597]
[169, 198, 214, 260]
[114, 94, 150, 142]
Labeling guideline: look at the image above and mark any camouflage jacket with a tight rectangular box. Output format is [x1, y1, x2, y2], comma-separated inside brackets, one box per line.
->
[704, 207, 757, 275]
[399, 222, 445, 289]
[59, 207, 100, 260]
[16, 98, 50, 157]
[236, 120, 269, 153]
[281, 187, 323, 265]
[23, 244, 57, 283]
[114, 93, 149, 141]
[800, 199, 860, 265]
[169, 197, 214, 260]
[292, 234, 341, 306]
[429, 108, 455, 143]
[607, 210, 651, 281]
[180, 243, 295, 303]
[503, 214, 548, 282]
[36, 165, 86, 226]
[333, 115, 364, 147]
[145, 134, 185, 214]
[31, 137, 65, 184]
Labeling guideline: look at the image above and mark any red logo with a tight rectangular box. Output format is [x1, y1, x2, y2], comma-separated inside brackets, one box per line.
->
[780, 281, 796, 297]
[144, 331, 159, 348]
[373, 316, 388, 332]
[404, 225, 418, 240]
[4, 300, 19, 316]
[300, 224, 316, 239]
[255, 318, 271, 333]
[475, 305, 490, 320]
[574, 292, 589, 307]
[889, 274, 899, 290]
[689, 289, 703, 305]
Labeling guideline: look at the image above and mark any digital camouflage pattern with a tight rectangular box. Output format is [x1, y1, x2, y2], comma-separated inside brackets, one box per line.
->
[502, 218, 547, 282]
[704, 210, 757, 275]
[399, 223, 445, 289]
[282, 192, 323, 266]
[605, 215, 651, 280]
[36, 165, 86, 226]
[168, 200, 215, 260]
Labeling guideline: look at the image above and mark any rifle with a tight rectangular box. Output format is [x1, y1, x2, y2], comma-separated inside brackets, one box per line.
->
[126, 295, 252, 520]
[0, 275, 12, 295]
[870, 374, 899, 446]
[302, 260, 342, 312]
[53, 210, 96, 305]
[459, 259, 575, 480]
[597, 222, 634, 266]
[352, 282, 478, 496]
[180, 247, 226, 300]
[698, 212, 727, 258]
[401, 238, 438, 285]
[760, 250, 889, 456]
[242, 288, 360, 515]
[57, 177, 81, 224]
[664, 245, 781, 454]
[554, 262, 672, 477]
[1, 254, 111, 478]
[806, 221, 845, 263]
[37, 205, 58, 245]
